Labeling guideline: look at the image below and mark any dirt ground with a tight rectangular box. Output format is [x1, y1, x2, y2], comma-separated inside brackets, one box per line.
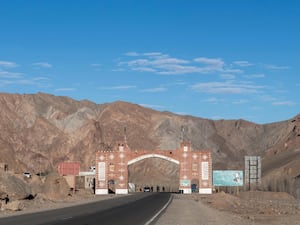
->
[0, 189, 119, 218]
[157, 191, 300, 225]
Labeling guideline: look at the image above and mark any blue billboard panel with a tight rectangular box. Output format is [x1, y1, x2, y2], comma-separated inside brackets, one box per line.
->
[213, 170, 243, 186]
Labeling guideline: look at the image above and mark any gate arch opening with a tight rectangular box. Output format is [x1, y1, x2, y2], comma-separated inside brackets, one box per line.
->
[128, 157, 179, 193]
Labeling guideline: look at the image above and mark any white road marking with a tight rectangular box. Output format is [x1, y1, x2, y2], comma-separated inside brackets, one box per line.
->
[61, 217, 73, 220]
[144, 195, 173, 225]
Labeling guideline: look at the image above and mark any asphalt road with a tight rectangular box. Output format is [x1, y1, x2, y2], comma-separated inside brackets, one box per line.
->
[0, 193, 172, 225]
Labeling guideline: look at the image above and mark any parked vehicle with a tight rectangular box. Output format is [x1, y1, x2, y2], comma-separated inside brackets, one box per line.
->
[23, 172, 31, 178]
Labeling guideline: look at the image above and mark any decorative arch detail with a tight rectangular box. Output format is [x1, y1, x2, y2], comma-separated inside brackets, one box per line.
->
[127, 153, 180, 165]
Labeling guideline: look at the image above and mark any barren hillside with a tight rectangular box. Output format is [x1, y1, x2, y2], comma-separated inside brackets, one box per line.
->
[0, 92, 300, 196]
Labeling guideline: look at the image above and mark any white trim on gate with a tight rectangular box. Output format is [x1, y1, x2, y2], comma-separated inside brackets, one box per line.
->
[127, 154, 180, 165]
[182, 188, 192, 194]
[199, 188, 212, 194]
[115, 189, 128, 194]
[95, 189, 108, 195]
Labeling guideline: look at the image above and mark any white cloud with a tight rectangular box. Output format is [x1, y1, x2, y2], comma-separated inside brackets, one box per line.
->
[194, 57, 224, 68]
[141, 87, 167, 93]
[250, 106, 262, 110]
[272, 101, 296, 106]
[119, 52, 244, 75]
[54, 88, 76, 92]
[261, 96, 296, 107]
[194, 57, 244, 74]
[112, 68, 125, 72]
[264, 64, 290, 70]
[127, 56, 189, 67]
[90, 63, 102, 67]
[232, 99, 248, 104]
[32, 62, 52, 68]
[260, 95, 278, 102]
[0, 79, 37, 85]
[33, 77, 50, 81]
[125, 52, 139, 56]
[0, 60, 19, 68]
[0, 74, 50, 88]
[99, 85, 136, 90]
[17, 79, 38, 85]
[233, 61, 253, 67]
[132, 67, 157, 73]
[190, 81, 264, 94]
[244, 74, 265, 79]
[143, 52, 164, 57]
[0, 71, 22, 78]
[90, 63, 102, 71]
[157, 64, 206, 75]
[220, 74, 235, 80]
[168, 81, 187, 86]
[203, 97, 222, 104]
[154, 57, 189, 65]
[193, 57, 225, 73]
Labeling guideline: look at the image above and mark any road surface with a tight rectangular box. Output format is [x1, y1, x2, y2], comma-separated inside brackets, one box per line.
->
[0, 193, 171, 225]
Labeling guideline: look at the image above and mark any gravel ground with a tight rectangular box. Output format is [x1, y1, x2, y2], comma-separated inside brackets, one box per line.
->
[156, 194, 247, 225]
[156, 192, 300, 225]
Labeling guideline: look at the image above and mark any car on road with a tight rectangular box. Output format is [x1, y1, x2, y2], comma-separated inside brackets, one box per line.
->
[143, 186, 150, 192]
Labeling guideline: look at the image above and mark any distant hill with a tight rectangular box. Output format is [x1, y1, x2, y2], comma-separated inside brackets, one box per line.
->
[0, 92, 299, 195]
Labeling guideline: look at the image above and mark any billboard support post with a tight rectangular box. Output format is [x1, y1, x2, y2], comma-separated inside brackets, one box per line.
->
[244, 156, 261, 191]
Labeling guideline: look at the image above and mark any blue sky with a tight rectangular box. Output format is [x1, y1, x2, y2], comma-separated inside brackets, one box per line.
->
[0, 0, 299, 124]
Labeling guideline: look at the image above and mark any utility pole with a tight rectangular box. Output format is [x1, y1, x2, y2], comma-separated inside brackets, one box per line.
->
[124, 127, 127, 144]
[181, 126, 185, 141]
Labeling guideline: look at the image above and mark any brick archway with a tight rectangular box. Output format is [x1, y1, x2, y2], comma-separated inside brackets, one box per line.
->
[95, 141, 212, 194]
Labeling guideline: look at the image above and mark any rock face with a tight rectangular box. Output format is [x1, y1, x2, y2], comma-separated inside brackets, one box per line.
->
[1, 200, 24, 211]
[0, 171, 32, 200]
[0, 92, 299, 196]
[41, 172, 71, 200]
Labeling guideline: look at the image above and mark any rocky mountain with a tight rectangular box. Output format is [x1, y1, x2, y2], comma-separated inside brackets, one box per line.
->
[0, 92, 300, 196]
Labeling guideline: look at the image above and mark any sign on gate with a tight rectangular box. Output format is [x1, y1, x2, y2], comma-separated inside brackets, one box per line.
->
[180, 179, 191, 186]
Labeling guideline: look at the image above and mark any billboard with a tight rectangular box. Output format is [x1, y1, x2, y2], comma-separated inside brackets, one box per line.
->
[213, 170, 243, 186]
[58, 162, 80, 176]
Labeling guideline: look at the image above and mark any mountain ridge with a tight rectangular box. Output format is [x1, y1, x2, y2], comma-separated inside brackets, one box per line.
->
[0, 92, 299, 194]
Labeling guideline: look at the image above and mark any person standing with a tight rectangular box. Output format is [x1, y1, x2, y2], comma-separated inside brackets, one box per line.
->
[5, 195, 9, 204]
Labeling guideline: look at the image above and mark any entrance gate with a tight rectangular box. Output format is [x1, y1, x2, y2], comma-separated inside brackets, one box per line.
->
[95, 141, 212, 194]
